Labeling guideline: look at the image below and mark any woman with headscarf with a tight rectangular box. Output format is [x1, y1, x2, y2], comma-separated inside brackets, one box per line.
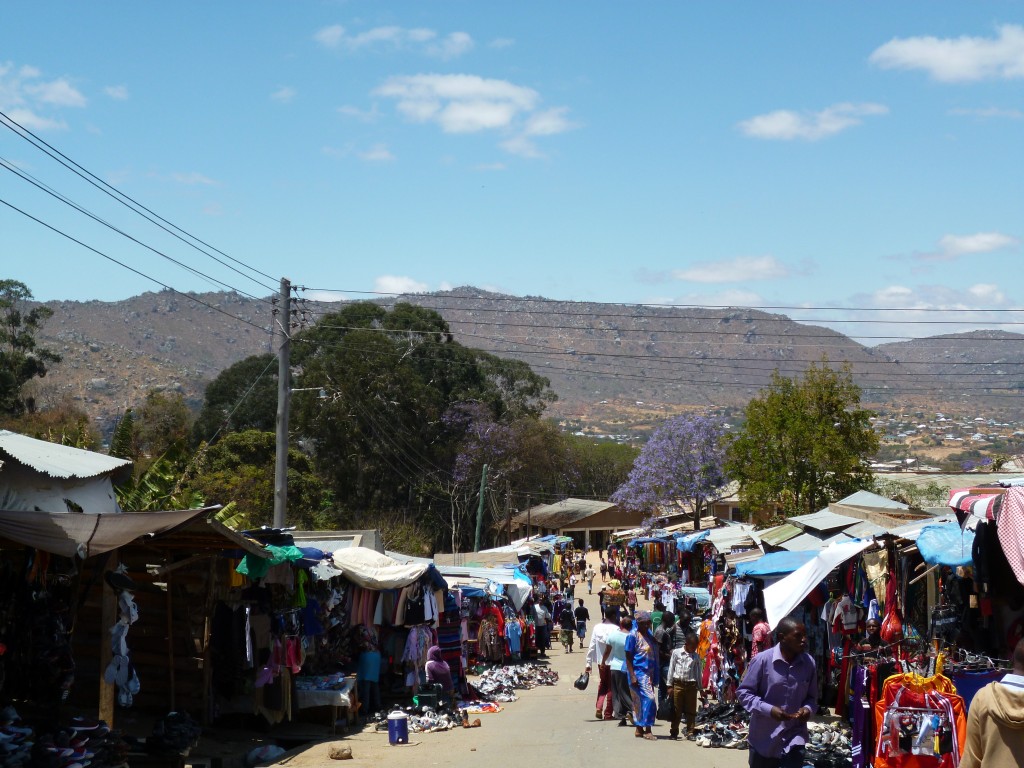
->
[625, 611, 659, 740]
[425, 644, 454, 706]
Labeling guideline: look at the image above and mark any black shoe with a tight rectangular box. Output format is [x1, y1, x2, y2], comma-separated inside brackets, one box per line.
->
[105, 570, 136, 592]
[618, 719, 628, 727]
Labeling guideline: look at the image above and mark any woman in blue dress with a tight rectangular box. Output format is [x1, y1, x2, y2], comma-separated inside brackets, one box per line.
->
[625, 610, 659, 740]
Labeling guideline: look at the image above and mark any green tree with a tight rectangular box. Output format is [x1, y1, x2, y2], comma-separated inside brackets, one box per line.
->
[192, 353, 278, 444]
[109, 409, 137, 460]
[136, 390, 193, 458]
[186, 430, 332, 529]
[0, 280, 61, 416]
[726, 362, 879, 517]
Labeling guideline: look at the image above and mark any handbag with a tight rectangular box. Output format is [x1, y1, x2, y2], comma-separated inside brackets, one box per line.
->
[656, 691, 674, 721]
[574, 671, 590, 691]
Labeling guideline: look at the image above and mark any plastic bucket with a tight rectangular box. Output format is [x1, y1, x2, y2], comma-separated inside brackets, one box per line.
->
[387, 711, 409, 745]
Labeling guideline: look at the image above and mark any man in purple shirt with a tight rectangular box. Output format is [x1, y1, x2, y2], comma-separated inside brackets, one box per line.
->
[736, 617, 817, 768]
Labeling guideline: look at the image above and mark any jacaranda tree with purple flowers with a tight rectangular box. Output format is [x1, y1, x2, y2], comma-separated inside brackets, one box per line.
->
[611, 413, 729, 531]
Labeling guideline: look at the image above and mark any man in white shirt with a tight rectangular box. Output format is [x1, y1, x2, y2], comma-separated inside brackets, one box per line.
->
[584, 607, 619, 720]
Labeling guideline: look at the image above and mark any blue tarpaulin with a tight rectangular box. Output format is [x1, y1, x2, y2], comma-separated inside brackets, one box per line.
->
[628, 536, 670, 546]
[733, 550, 817, 577]
[917, 522, 975, 567]
[676, 530, 709, 552]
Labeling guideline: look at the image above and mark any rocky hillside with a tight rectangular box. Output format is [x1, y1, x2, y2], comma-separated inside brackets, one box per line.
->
[25, 288, 1023, 436]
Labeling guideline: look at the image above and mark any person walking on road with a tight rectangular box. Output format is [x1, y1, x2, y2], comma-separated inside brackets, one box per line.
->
[737, 617, 818, 768]
[666, 632, 705, 740]
[625, 610, 659, 740]
[600, 559, 608, 582]
[558, 603, 577, 653]
[584, 606, 620, 720]
[533, 599, 551, 657]
[607, 616, 632, 726]
[574, 599, 590, 649]
[960, 636, 1024, 768]
[626, 587, 638, 618]
[585, 564, 596, 594]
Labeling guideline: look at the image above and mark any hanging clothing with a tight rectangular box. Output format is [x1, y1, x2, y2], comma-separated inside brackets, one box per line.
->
[874, 672, 967, 768]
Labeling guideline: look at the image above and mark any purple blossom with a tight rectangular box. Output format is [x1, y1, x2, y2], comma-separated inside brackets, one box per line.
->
[611, 413, 728, 528]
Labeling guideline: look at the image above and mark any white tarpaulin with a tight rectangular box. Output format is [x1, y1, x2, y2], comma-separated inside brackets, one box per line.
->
[0, 507, 210, 558]
[331, 546, 431, 589]
[764, 538, 875, 629]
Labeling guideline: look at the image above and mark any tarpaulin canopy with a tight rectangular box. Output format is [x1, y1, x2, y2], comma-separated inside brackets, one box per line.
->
[948, 488, 1001, 521]
[0, 506, 211, 558]
[331, 546, 438, 590]
[764, 539, 875, 629]
[733, 550, 817, 577]
[628, 537, 670, 546]
[676, 530, 709, 552]
[916, 522, 975, 567]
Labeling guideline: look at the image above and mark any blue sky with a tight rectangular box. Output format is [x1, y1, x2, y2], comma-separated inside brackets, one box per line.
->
[1, 3, 1022, 342]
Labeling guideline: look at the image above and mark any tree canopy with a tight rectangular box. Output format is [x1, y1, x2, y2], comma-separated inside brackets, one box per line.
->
[0, 280, 60, 416]
[611, 413, 728, 530]
[726, 362, 879, 518]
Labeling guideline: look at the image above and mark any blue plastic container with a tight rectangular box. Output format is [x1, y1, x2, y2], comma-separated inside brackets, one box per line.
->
[387, 710, 409, 745]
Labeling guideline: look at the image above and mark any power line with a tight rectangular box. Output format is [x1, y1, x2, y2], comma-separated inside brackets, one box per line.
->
[303, 322, 1024, 371]
[0, 195, 272, 335]
[1, 157, 275, 305]
[0, 108, 278, 292]
[297, 285, 1024, 315]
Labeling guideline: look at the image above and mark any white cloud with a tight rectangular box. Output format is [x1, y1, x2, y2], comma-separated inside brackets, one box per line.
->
[910, 231, 1019, 262]
[313, 24, 346, 47]
[948, 106, 1024, 120]
[104, 85, 129, 100]
[271, 86, 296, 103]
[0, 62, 85, 131]
[375, 275, 429, 294]
[427, 32, 475, 60]
[375, 73, 576, 156]
[313, 24, 473, 58]
[490, 38, 515, 49]
[739, 102, 888, 141]
[869, 24, 1024, 82]
[358, 143, 394, 162]
[337, 104, 380, 122]
[24, 77, 86, 107]
[673, 255, 791, 284]
[170, 171, 218, 186]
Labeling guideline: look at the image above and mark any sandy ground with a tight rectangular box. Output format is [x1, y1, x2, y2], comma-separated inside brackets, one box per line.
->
[256, 553, 751, 768]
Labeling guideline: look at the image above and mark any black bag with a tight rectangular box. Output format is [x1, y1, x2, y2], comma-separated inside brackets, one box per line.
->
[574, 671, 590, 691]
[657, 692, 674, 721]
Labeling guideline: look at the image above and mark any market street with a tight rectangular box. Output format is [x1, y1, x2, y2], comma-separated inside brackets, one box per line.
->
[274, 553, 750, 768]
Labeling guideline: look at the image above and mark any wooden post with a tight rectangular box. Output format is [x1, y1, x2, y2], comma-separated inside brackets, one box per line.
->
[200, 558, 217, 726]
[98, 551, 118, 726]
[166, 569, 176, 711]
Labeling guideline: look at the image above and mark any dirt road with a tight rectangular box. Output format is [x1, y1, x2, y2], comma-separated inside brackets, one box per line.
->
[271, 554, 750, 768]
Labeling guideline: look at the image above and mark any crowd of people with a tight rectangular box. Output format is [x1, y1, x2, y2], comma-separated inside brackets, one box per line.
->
[540, 547, 1024, 768]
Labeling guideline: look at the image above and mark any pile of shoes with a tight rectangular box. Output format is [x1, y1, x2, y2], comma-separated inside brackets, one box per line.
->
[407, 709, 460, 734]
[473, 663, 559, 701]
[804, 722, 853, 768]
[10, 714, 129, 768]
[691, 701, 751, 749]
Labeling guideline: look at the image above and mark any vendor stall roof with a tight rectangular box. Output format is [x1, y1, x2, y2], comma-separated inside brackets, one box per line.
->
[724, 547, 764, 567]
[0, 429, 132, 481]
[676, 529, 709, 552]
[788, 509, 863, 532]
[292, 529, 383, 554]
[509, 498, 618, 529]
[734, 549, 817, 577]
[331, 546, 438, 590]
[758, 523, 803, 547]
[778, 531, 853, 552]
[433, 551, 521, 568]
[385, 550, 434, 565]
[917, 522, 975, 567]
[835, 490, 910, 510]
[707, 524, 760, 552]
[888, 513, 958, 541]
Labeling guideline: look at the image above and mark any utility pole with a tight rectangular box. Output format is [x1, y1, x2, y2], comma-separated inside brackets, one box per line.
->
[473, 464, 489, 552]
[505, 481, 511, 545]
[273, 277, 291, 529]
[526, 493, 531, 540]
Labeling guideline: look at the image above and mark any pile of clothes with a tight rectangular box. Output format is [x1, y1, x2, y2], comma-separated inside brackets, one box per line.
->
[471, 664, 559, 702]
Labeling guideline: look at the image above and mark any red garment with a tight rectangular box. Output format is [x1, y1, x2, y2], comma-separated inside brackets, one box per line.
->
[750, 621, 772, 658]
[873, 672, 966, 768]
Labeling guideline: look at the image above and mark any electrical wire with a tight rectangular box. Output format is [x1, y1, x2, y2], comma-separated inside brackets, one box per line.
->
[1, 157, 275, 304]
[0, 195, 272, 334]
[297, 285, 1024, 315]
[0, 108, 278, 292]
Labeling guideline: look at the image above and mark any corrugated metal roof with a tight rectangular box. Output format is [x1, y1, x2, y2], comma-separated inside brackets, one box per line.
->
[724, 547, 764, 566]
[0, 430, 132, 480]
[843, 520, 888, 538]
[758, 523, 803, 546]
[837, 490, 910, 510]
[888, 513, 958, 541]
[788, 509, 863, 532]
[777, 532, 845, 552]
[509, 498, 621, 529]
[707, 525, 759, 552]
